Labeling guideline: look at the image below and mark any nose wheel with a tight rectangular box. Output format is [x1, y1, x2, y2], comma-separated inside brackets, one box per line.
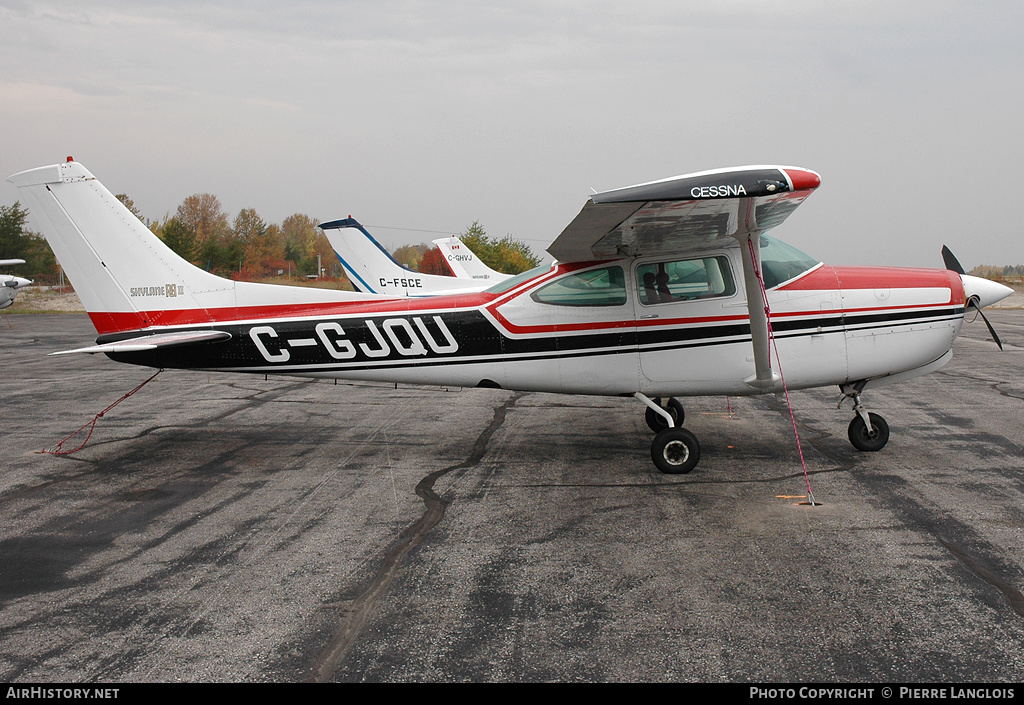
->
[848, 412, 889, 452]
[840, 385, 890, 452]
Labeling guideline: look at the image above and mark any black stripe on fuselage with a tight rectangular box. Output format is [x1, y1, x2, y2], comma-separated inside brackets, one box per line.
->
[104, 306, 963, 372]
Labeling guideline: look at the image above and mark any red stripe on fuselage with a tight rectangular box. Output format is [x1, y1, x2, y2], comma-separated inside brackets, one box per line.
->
[782, 265, 964, 304]
[87, 265, 570, 335]
[89, 291, 499, 335]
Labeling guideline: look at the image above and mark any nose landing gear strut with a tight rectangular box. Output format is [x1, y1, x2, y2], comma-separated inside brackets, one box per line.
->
[840, 383, 890, 452]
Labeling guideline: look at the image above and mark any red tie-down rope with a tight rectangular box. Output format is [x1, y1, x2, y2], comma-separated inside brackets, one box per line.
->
[746, 239, 816, 505]
[42, 369, 163, 455]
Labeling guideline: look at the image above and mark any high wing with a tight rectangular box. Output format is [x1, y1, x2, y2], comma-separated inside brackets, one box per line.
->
[549, 165, 821, 388]
[548, 166, 820, 262]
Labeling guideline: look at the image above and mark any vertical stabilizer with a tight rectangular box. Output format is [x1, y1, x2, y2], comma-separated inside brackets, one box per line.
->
[432, 236, 511, 285]
[320, 217, 492, 296]
[7, 160, 377, 334]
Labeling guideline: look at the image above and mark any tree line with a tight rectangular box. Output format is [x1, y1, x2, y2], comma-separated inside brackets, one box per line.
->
[1, 196, 541, 287]
[968, 264, 1024, 281]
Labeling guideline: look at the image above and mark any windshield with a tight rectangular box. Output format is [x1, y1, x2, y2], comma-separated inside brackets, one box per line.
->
[759, 235, 820, 288]
[485, 263, 552, 294]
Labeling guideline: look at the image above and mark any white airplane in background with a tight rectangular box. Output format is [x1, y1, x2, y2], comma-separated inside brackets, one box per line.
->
[320, 217, 502, 296]
[8, 158, 1012, 474]
[432, 236, 513, 286]
[1, 259, 32, 310]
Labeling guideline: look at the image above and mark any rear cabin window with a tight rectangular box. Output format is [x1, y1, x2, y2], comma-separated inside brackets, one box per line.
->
[531, 266, 627, 306]
[636, 256, 736, 305]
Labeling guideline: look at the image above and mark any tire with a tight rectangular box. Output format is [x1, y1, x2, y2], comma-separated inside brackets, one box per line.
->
[645, 397, 685, 432]
[651, 427, 701, 474]
[848, 413, 890, 452]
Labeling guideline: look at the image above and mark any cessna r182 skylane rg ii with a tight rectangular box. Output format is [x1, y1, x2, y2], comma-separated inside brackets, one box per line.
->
[7, 159, 1012, 473]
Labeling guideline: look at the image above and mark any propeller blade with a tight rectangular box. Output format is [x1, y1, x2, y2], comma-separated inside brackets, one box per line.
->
[942, 245, 966, 275]
[970, 300, 1004, 351]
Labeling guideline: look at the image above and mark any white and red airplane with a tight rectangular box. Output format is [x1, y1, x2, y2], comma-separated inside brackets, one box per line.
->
[7, 159, 1012, 473]
[1, 259, 32, 310]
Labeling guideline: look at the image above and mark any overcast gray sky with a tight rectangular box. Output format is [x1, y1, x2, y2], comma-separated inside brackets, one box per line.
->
[2, 0, 1022, 269]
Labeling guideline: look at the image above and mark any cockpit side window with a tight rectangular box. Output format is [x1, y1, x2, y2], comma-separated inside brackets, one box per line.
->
[531, 266, 627, 306]
[758, 235, 820, 289]
[636, 256, 736, 305]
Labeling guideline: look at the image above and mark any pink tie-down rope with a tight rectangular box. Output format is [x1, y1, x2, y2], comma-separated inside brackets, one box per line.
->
[746, 239, 816, 506]
[42, 369, 163, 455]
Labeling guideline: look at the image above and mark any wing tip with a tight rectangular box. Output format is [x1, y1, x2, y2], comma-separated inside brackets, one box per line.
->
[782, 167, 821, 191]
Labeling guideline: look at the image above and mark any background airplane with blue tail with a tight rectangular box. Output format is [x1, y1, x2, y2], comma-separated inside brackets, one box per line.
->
[321, 217, 506, 296]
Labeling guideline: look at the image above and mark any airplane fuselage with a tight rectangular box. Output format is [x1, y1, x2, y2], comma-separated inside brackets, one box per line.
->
[100, 245, 966, 398]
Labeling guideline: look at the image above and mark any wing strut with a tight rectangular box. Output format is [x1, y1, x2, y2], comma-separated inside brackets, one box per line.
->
[739, 230, 816, 504]
[734, 200, 778, 389]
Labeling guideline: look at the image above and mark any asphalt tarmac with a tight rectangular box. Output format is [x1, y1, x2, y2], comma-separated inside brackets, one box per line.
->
[1, 312, 1023, 683]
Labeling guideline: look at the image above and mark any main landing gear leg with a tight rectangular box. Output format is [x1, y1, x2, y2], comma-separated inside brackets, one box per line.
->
[839, 383, 890, 452]
[635, 393, 701, 474]
[642, 396, 685, 432]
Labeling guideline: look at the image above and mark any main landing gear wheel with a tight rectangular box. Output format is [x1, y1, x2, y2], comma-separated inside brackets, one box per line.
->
[645, 397, 685, 432]
[848, 413, 890, 452]
[651, 427, 701, 474]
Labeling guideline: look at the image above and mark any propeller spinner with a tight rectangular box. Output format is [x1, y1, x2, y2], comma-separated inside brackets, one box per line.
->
[942, 246, 1014, 350]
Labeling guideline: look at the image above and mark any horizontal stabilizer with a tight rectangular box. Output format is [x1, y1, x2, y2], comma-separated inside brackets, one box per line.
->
[51, 330, 232, 356]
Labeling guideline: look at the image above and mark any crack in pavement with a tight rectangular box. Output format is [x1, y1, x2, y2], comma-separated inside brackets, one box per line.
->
[939, 538, 1024, 619]
[308, 391, 524, 682]
[936, 370, 1024, 404]
[2, 379, 314, 503]
[776, 396, 1024, 622]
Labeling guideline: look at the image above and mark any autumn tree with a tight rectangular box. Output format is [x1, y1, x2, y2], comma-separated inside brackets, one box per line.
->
[312, 228, 341, 279]
[0, 202, 31, 261]
[232, 208, 285, 276]
[392, 243, 430, 271]
[175, 193, 234, 272]
[419, 246, 453, 276]
[970, 264, 1024, 280]
[281, 213, 321, 276]
[159, 217, 198, 262]
[115, 194, 146, 224]
[457, 221, 540, 274]
[0, 202, 59, 281]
